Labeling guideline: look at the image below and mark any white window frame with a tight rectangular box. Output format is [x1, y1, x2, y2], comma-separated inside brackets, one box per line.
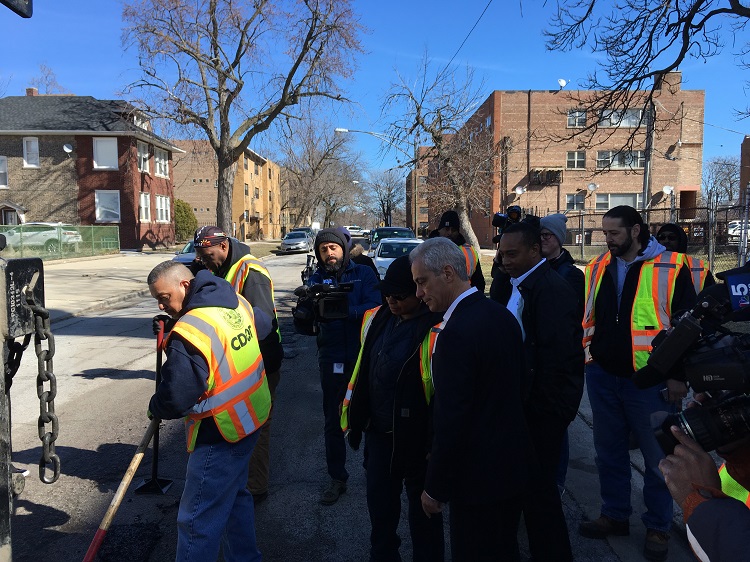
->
[566, 193, 585, 211]
[566, 151, 586, 169]
[599, 108, 644, 128]
[139, 192, 151, 222]
[595, 192, 644, 211]
[93, 137, 119, 170]
[0, 156, 7, 188]
[154, 148, 169, 178]
[22, 137, 39, 168]
[596, 150, 645, 170]
[155, 195, 171, 223]
[137, 142, 150, 173]
[95, 190, 121, 223]
[567, 110, 586, 128]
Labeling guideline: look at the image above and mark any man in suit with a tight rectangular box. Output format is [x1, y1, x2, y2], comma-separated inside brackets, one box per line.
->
[410, 237, 532, 561]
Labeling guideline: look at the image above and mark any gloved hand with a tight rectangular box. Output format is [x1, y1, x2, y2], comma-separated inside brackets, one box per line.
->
[152, 314, 175, 335]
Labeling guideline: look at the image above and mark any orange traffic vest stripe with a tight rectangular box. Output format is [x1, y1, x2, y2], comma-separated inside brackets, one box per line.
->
[685, 255, 708, 293]
[460, 244, 479, 281]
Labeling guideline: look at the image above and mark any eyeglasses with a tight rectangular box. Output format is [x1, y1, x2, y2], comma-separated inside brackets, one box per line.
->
[540, 232, 555, 240]
[384, 293, 411, 301]
[657, 233, 678, 242]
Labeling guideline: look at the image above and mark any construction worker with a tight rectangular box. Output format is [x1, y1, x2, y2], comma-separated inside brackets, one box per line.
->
[579, 206, 696, 562]
[436, 210, 485, 292]
[147, 261, 270, 560]
[192, 226, 282, 504]
[655, 223, 715, 292]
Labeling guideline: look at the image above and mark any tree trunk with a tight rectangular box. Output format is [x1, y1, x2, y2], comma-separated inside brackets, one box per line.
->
[216, 157, 237, 235]
[457, 202, 480, 251]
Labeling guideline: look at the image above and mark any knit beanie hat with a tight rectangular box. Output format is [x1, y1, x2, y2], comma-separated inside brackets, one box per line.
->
[438, 210, 460, 229]
[539, 213, 567, 246]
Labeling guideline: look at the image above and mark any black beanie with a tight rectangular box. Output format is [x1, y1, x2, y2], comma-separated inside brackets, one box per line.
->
[314, 228, 349, 263]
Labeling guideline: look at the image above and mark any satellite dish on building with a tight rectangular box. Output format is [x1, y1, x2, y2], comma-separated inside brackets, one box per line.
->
[557, 78, 569, 89]
[63, 144, 74, 156]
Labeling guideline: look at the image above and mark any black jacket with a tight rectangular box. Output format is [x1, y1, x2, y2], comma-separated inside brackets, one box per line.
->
[492, 260, 585, 422]
[548, 248, 585, 324]
[426, 291, 532, 505]
[346, 305, 443, 475]
[589, 251, 697, 376]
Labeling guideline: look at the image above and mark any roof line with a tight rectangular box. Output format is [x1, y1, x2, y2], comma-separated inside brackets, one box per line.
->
[0, 130, 186, 153]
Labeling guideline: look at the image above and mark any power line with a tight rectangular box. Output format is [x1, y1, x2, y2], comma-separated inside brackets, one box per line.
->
[439, 0, 495, 77]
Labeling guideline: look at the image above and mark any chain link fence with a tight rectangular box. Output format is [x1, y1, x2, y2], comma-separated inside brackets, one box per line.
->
[0, 224, 120, 260]
[565, 205, 749, 277]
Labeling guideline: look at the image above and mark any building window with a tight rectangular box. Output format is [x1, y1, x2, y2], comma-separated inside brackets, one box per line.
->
[23, 137, 40, 168]
[0, 156, 7, 188]
[244, 183, 249, 196]
[156, 195, 171, 222]
[268, 168, 272, 179]
[596, 193, 644, 211]
[566, 151, 586, 169]
[139, 192, 151, 222]
[95, 190, 121, 222]
[567, 110, 586, 128]
[418, 176, 427, 185]
[419, 206, 429, 214]
[154, 148, 169, 177]
[254, 187, 259, 199]
[137, 142, 150, 173]
[596, 150, 645, 169]
[214, 180, 218, 188]
[93, 137, 118, 170]
[566, 193, 585, 211]
[244, 157, 249, 170]
[269, 190, 272, 201]
[254, 162, 259, 175]
[599, 108, 643, 128]
[485, 115, 492, 129]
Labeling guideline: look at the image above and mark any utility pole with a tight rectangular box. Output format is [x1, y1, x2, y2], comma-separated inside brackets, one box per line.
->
[641, 100, 655, 223]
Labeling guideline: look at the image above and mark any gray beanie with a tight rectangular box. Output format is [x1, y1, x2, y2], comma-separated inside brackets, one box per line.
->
[540, 213, 567, 246]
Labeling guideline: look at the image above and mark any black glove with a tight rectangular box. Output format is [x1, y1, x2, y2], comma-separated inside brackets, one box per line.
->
[152, 314, 175, 335]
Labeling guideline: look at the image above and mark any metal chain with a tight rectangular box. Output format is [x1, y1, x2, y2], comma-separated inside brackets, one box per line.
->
[24, 279, 60, 484]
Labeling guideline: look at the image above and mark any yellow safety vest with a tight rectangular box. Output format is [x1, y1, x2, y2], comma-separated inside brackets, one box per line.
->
[341, 306, 438, 433]
[719, 463, 750, 508]
[582, 250, 686, 370]
[685, 255, 708, 294]
[225, 254, 281, 340]
[169, 297, 271, 452]
[460, 243, 479, 281]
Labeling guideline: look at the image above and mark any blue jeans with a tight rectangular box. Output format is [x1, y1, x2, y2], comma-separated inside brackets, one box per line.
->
[586, 362, 675, 532]
[177, 431, 261, 562]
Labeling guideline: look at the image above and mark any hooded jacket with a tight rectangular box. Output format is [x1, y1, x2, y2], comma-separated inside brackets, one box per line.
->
[308, 228, 381, 363]
[588, 237, 697, 376]
[149, 270, 243, 445]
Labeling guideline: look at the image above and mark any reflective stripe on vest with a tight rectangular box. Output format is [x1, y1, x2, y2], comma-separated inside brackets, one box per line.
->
[685, 255, 708, 293]
[460, 244, 479, 281]
[340, 307, 436, 433]
[719, 463, 750, 507]
[582, 251, 684, 370]
[170, 297, 271, 452]
[225, 254, 281, 340]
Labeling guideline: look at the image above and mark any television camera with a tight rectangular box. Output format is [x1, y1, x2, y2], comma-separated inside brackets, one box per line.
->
[292, 280, 354, 335]
[633, 268, 750, 455]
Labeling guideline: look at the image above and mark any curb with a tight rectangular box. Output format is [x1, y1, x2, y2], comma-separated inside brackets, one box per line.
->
[50, 288, 153, 324]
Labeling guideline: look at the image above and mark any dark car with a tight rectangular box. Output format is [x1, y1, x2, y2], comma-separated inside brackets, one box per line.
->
[173, 238, 241, 265]
[368, 227, 416, 255]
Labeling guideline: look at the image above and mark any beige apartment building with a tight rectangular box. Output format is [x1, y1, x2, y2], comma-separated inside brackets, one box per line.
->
[173, 140, 284, 240]
[408, 72, 704, 247]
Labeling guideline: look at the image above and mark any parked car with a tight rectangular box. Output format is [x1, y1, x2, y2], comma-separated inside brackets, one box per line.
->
[291, 226, 315, 240]
[373, 238, 423, 277]
[280, 231, 313, 253]
[728, 220, 750, 242]
[1, 222, 83, 254]
[173, 237, 241, 265]
[343, 225, 365, 237]
[368, 227, 416, 255]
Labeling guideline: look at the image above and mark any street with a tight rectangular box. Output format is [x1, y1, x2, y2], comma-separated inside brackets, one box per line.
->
[5, 251, 695, 561]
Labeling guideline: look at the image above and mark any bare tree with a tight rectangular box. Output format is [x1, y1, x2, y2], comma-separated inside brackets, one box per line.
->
[122, 0, 363, 233]
[278, 111, 361, 228]
[382, 55, 496, 249]
[543, 0, 750, 148]
[29, 63, 71, 94]
[703, 155, 741, 204]
[364, 169, 405, 227]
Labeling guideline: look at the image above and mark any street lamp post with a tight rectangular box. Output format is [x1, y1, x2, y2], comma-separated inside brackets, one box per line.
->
[580, 183, 598, 260]
[662, 185, 676, 223]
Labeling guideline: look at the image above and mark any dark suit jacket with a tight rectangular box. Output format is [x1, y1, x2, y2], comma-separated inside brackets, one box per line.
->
[425, 291, 532, 505]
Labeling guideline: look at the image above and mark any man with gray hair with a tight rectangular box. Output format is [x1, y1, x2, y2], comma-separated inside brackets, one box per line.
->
[410, 237, 532, 560]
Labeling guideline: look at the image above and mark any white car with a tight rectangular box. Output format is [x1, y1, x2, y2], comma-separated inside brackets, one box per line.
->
[373, 238, 424, 277]
[1, 222, 83, 254]
[343, 225, 365, 237]
[728, 220, 750, 242]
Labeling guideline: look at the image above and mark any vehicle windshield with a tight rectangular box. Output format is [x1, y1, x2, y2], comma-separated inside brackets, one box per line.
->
[378, 242, 420, 258]
[285, 232, 306, 239]
[373, 229, 413, 243]
[179, 241, 194, 254]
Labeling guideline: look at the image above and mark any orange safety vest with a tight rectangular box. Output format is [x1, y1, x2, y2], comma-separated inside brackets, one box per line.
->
[169, 296, 271, 452]
[225, 253, 281, 339]
[582, 250, 686, 370]
[685, 255, 708, 294]
[719, 463, 750, 508]
[460, 243, 479, 281]
[341, 306, 438, 433]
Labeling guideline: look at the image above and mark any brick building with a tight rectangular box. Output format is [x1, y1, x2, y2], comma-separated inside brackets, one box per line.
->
[0, 89, 182, 249]
[173, 140, 284, 240]
[408, 72, 704, 247]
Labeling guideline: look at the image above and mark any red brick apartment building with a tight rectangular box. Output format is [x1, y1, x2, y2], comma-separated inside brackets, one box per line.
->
[407, 72, 704, 247]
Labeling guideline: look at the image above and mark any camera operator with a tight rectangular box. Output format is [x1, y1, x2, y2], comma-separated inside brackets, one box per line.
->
[659, 424, 750, 561]
[307, 228, 381, 505]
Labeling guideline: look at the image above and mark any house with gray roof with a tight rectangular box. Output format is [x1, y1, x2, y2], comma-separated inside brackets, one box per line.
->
[0, 88, 184, 249]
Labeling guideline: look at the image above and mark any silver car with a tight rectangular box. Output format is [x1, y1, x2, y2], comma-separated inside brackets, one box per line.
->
[1, 222, 83, 254]
[280, 231, 312, 253]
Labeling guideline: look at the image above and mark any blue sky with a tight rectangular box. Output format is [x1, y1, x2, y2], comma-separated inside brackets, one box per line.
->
[2, 0, 747, 173]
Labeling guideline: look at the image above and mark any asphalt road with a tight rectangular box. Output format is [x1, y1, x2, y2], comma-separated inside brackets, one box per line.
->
[5, 250, 696, 561]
